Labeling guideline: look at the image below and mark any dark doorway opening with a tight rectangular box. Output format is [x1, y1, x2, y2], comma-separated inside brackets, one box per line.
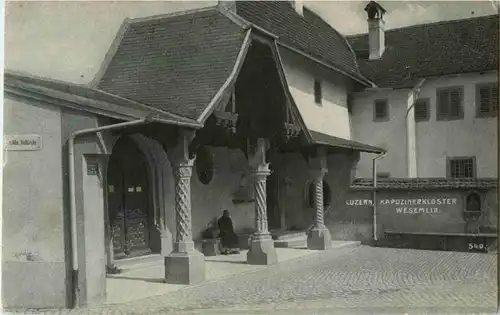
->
[107, 136, 160, 260]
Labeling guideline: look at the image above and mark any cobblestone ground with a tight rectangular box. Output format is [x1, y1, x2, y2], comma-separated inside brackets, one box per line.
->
[16, 246, 498, 315]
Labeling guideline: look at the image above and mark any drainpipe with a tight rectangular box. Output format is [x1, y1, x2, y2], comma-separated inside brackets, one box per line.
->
[68, 116, 202, 308]
[404, 78, 427, 178]
[372, 151, 387, 241]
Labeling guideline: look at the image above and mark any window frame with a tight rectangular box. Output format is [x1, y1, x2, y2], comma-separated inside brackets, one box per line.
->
[373, 98, 389, 122]
[446, 156, 477, 179]
[475, 82, 498, 118]
[464, 190, 483, 213]
[414, 98, 430, 122]
[314, 79, 322, 105]
[436, 86, 464, 121]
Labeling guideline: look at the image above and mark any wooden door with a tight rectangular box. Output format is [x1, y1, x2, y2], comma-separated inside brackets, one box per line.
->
[107, 137, 151, 259]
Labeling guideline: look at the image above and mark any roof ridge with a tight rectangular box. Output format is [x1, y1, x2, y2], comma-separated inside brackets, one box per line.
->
[126, 5, 218, 26]
[303, 5, 358, 63]
[347, 13, 499, 38]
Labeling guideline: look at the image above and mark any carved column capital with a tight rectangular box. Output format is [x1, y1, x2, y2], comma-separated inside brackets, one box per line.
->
[173, 159, 195, 179]
[252, 163, 271, 180]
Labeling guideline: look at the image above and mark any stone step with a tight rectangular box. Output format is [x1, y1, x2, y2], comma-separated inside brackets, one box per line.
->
[113, 254, 162, 272]
[331, 240, 361, 249]
[271, 230, 307, 240]
[275, 238, 362, 250]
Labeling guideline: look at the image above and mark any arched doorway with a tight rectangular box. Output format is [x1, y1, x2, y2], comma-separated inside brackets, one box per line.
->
[107, 136, 160, 259]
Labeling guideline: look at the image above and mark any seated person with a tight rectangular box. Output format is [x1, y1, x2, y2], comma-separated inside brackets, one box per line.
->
[218, 210, 240, 254]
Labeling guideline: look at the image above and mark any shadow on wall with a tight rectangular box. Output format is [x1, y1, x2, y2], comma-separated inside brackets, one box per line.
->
[324, 152, 375, 244]
[190, 147, 255, 241]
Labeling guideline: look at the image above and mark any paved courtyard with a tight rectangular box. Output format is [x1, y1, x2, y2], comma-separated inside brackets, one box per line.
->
[16, 246, 498, 314]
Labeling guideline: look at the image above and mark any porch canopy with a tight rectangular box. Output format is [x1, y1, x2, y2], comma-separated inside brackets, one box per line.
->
[308, 130, 385, 154]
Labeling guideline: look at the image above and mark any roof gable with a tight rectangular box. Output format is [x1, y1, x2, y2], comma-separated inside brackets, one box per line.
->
[96, 8, 249, 120]
[235, 1, 367, 84]
[348, 15, 499, 88]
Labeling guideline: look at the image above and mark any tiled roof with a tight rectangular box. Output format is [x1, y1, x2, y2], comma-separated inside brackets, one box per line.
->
[5, 70, 201, 126]
[351, 178, 498, 190]
[347, 15, 499, 88]
[309, 130, 384, 154]
[96, 8, 249, 120]
[235, 1, 369, 85]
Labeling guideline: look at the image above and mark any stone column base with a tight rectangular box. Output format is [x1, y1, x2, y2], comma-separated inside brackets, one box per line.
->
[246, 234, 278, 265]
[307, 227, 332, 250]
[161, 234, 173, 257]
[165, 251, 205, 285]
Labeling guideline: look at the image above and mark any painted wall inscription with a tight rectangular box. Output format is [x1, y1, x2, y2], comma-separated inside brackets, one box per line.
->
[383, 198, 457, 215]
[345, 197, 458, 214]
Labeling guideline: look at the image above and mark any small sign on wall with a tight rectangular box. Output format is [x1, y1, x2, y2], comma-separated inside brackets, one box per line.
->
[5, 135, 42, 151]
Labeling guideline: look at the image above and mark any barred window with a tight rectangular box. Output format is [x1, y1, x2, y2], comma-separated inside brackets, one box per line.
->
[476, 83, 498, 117]
[373, 99, 388, 121]
[414, 98, 430, 122]
[314, 80, 322, 105]
[448, 157, 475, 179]
[437, 87, 464, 120]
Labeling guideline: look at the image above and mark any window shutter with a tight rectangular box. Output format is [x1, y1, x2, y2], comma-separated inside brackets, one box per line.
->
[449, 89, 462, 118]
[492, 85, 498, 115]
[414, 99, 429, 121]
[437, 90, 450, 119]
[478, 86, 491, 115]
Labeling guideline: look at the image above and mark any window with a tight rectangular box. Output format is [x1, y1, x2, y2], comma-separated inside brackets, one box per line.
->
[465, 192, 482, 213]
[373, 99, 388, 121]
[414, 98, 430, 122]
[447, 157, 476, 179]
[314, 80, 322, 105]
[437, 87, 464, 120]
[476, 83, 498, 117]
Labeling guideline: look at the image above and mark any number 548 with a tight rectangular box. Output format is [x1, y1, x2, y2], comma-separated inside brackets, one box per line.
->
[469, 243, 484, 250]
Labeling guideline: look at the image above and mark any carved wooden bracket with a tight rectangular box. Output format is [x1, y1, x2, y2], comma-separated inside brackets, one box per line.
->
[213, 111, 239, 135]
[283, 122, 302, 142]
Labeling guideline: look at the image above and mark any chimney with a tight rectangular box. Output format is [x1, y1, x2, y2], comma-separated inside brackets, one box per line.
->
[364, 1, 387, 60]
[291, 0, 304, 16]
[217, 0, 236, 12]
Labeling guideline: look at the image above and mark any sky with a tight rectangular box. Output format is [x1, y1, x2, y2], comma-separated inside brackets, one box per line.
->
[5, 1, 499, 83]
[309, 0, 498, 35]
